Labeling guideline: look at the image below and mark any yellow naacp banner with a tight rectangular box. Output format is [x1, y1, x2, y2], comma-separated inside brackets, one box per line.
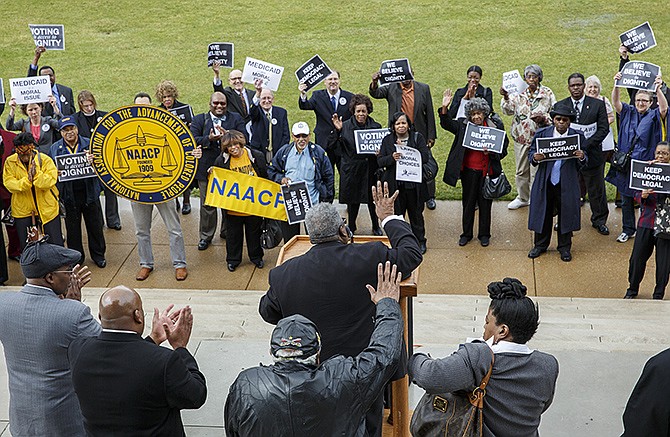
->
[205, 167, 288, 221]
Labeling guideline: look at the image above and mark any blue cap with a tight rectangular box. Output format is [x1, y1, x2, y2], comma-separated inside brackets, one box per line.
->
[59, 116, 77, 130]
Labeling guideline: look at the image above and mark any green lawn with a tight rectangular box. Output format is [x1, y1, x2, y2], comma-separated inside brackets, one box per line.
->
[2, 1, 668, 200]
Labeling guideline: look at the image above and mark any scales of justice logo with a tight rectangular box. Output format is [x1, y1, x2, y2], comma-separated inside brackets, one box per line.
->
[90, 105, 197, 204]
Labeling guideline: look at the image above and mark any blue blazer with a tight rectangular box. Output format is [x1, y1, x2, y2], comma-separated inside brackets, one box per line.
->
[249, 103, 290, 154]
[190, 111, 246, 180]
[298, 89, 353, 146]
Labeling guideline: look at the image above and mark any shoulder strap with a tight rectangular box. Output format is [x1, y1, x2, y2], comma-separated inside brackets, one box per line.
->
[468, 348, 495, 409]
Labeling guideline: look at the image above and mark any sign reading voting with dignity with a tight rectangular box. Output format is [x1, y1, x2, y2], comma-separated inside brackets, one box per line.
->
[242, 57, 284, 92]
[295, 55, 332, 92]
[395, 145, 422, 183]
[536, 135, 581, 161]
[29, 24, 64, 50]
[355, 129, 389, 154]
[9, 76, 52, 104]
[378, 59, 413, 86]
[502, 70, 528, 95]
[620, 22, 656, 54]
[281, 181, 312, 225]
[169, 104, 194, 126]
[616, 61, 661, 92]
[463, 122, 505, 154]
[208, 42, 234, 68]
[56, 152, 96, 182]
[630, 159, 670, 193]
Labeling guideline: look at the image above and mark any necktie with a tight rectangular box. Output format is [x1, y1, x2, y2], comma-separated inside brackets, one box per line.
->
[330, 96, 337, 113]
[266, 112, 273, 152]
[574, 101, 580, 119]
[239, 92, 248, 117]
[550, 160, 562, 185]
[53, 86, 62, 112]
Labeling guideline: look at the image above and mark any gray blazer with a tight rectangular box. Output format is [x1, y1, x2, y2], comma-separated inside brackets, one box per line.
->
[6, 114, 63, 154]
[0, 284, 102, 436]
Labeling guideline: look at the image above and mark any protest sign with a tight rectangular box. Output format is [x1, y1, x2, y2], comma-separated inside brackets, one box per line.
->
[169, 104, 194, 126]
[602, 130, 615, 151]
[295, 55, 332, 92]
[29, 24, 64, 50]
[536, 135, 581, 161]
[378, 59, 413, 86]
[630, 159, 670, 193]
[455, 99, 467, 119]
[354, 129, 389, 154]
[571, 122, 597, 139]
[502, 69, 528, 95]
[395, 145, 422, 183]
[9, 76, 52, 104]
[281, 181, 312, 225]
[616, 61, 660, 92]
[207, 42, 234, 68]
[205, 167, 287, 220]
[462, 122, 505, 154]
[241, 57, 284, 92]
[56, 152, 96, 182]
[0, 79, 4, 104]
[620, 22, 656, 54]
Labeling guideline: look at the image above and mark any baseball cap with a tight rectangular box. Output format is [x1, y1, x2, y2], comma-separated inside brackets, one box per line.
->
[291, 122, 310, 136]
[271, 314, 321, 358]
[59, 117, 77, 130]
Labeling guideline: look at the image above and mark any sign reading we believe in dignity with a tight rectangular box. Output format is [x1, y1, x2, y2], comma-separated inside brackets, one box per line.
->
[281, 181, 312, 225]
[29, 24, 64, 50]
[619, 22, 656, 54]
[616, 61, 661, 92]
[207, 42, 234, 68]
[463, 122, 505, 154]
[378, 59, 413, 86]
[241, 57, 284, 92]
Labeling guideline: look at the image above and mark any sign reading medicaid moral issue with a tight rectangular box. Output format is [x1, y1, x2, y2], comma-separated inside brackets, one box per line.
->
[629, 159, 670, 193]
[502, 69, 528, 95]
[620, 22, 656, 54]
[9, 76, 52, 104]
[242, 57, 284, 92]
[29, 24, 65, 50]
[205, 167, 287, 221]
[90, 106, 197, 204]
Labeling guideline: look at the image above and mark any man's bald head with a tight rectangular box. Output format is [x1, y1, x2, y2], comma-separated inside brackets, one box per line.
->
[99, 286, 144, 334]
[229, 69, 244, 92]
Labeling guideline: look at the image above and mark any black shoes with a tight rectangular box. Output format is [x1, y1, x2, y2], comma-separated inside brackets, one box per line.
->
[254, 259, 265, 269]
[182, 203, 191, 215]
[479, 236, 490, 247]
[426, 198, 437, 210]
[559, 251, 572, 262]
[108, 224, 122, 230]
[528, 247, 547, 259]
[419, 241, 427, 254]
[198, 239, 210, 251]
[94, 259, 107, 268]
[227, 263, 236, 272]
[592, 223, 610, 236]
[458, 236, 471, 247]
[372, 227, 383, 236]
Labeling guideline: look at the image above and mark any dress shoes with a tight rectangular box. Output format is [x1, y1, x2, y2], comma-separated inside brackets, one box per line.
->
[8, 255, 20, 262]
[372, 227, 383, 236]
[198, 239, 210, 251]
[182, 203, 191, 215]
[559, 251, 572, 262]
[426, 198, 437, 210]
[419, 241, 427, 254]
[254, 259, 265, 269]
[94, 259, 107, 268]
[592, 223, 610, 236]
[220, 229, 227, 239]
[175, 199, 181, 211]
[528, 247, 546, 259]
[458, 236, 471, 247]
[136, 267, 153, 281]
[227, 263, 237, 272]
[479, 236, 490, 247]
[108, 224, 122, 230]
[623, 292, 637, 299]
[175, 267, 188, 281]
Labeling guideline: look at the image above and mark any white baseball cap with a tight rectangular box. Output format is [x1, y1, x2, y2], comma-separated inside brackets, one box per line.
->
[292, 121, 310, 136]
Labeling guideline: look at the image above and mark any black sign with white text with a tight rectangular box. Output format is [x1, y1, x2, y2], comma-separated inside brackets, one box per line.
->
[463, 122, 505, 154]
[29, 24, 65, 50]
[378, 58, 413, 85]
[536, 135, 581, 161]
[355, 129, 389, 155]
[56, 152, 96, 182]
[281, 181, 312, 225]
[169, 104, 194, 126]
[620, 22, 656, 54]
[208, 42, 234, 68]
[629, 159, 670, 193]
[295, 55, 332, 92]
[616, 61, 660, 92]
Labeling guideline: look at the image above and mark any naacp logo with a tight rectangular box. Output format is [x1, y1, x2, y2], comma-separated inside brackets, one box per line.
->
[90, 105, 197, 204]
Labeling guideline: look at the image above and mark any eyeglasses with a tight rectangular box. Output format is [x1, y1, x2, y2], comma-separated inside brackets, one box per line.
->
[229, 77, 242, 81]
[635, 99, 651, 103]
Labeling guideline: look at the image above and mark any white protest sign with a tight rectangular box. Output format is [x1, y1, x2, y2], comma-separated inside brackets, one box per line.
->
[602, 130, 615, 152]
[241, 57, 284, 92]
[502, 69, 528, 95]
[619, 22, 656, 54]
[29, 24, 65, 50]
[395, 145, 422, 183]
[456, 98, 467, 119]
[9, 76, 52, 104]
[571, 122, 597, 139]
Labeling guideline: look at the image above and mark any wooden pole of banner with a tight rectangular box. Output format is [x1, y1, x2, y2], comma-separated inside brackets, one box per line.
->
[277, 235, 418, 437]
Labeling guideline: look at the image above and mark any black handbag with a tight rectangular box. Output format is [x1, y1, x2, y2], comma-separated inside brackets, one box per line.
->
[422, 152, 439, 182]
[610, 146, 633, 173]
[410, 350, 494, 437]
[482, 171, 511, 200]
[260, 218, 283, 249]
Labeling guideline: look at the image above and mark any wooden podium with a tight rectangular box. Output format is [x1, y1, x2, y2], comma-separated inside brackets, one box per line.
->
[277, 235, 418, 437]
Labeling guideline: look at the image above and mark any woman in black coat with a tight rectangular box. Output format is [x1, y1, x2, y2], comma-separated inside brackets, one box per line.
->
[377, 111, 430, 253]
[446, 65, 494, 120]
[440, 95, 508, 247]
[328, 94, 382, 235]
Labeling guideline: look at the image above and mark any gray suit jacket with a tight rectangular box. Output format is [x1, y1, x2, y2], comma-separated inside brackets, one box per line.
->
[0, 285, 102, 436]
[369, 81, 437, 141]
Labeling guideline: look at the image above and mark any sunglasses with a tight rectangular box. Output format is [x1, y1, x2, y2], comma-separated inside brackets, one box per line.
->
[294, 134, 308, 138]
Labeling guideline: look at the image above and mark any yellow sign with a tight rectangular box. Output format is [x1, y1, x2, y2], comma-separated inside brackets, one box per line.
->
[90, 105, 197, 204]
[205, 167, 288, 221]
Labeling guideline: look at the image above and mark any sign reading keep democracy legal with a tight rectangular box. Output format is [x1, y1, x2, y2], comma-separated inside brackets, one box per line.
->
[281, 181, 312, 225]
[536, 135, 581, 161]
[629, 159, 670, 193]
[295, 55, 332, 92]
[355, 129, 389, 155]
[29, 24, 64, 50]
[502, 69, 528, 95]
[242, 57, 284, 92]
[208, 42, 234, 68]
[56, 152, 96, 182]
[205, 167, 287, 220]
[620, 22, 656, 54]
[378, 59, 413, 85]
[463, 122, 505, 154]
[9, 76, 52, 104]
[395, 145, 422, 183]
[616, 61, 661, 92]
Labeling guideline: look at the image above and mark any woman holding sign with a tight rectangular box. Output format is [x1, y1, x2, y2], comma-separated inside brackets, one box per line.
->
[6, 96, 62, 154]
[378, 111, 430, 253]
[328, 94, 383, 236]
[446, 65, 494, 120]
[439, 95, 508, 247]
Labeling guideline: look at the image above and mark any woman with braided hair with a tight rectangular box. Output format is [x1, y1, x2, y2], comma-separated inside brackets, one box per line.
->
[409, 278, 559, 436]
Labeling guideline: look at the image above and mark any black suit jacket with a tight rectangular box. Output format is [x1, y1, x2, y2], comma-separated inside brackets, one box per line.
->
[259, 218, 422, 361]
[212, 83, 255, 124]
[557, 95, 609, 169]
[27, 65, 75, 116]
[249, 103, 290, 154]
[68, 331, 207, 437]
[190, 111, 246, 180]
[446, 84, 494, 120]
[73, 110, 107, 138]
[298, 88, 354, 146]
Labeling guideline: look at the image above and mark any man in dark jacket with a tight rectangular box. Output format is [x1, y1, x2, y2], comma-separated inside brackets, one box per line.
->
[227, 261, 403, 437]
[27, 46, 75, 116]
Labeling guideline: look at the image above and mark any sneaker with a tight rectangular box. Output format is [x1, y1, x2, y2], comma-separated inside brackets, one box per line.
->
[507, 198, 530, 210]
[616, 232, 630, 243]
